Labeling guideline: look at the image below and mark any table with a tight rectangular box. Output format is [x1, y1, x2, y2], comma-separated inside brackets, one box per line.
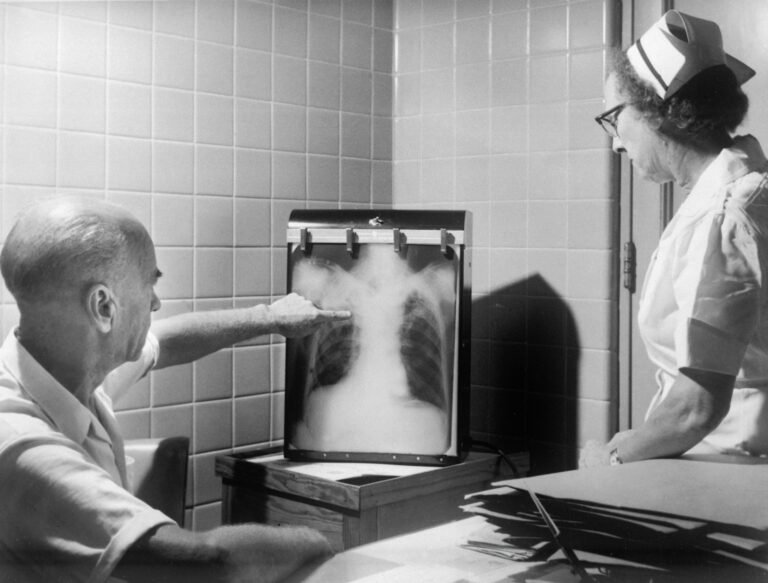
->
[288, 455, 768, 582]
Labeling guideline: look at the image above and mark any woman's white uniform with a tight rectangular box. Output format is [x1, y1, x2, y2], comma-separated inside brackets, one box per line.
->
[638, 135, 768, 456]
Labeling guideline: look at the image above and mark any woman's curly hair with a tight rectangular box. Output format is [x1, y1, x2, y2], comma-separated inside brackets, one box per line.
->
[610, 47, 749, 142]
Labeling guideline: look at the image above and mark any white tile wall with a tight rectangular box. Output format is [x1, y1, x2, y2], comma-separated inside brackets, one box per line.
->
[393, 0, 620, 473]
[0, 0, 392, 527]
[0, 0, 623, 519]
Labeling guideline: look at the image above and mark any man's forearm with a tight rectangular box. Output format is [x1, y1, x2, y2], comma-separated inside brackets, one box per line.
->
[115, 523, 332, 583]
[151, 306, 273, 370]
[150, 294, 352, 370]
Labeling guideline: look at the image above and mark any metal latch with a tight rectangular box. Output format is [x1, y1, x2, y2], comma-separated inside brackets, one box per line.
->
[440, 228, 448, 255]
[346, 228, 355, 255]
[623, 241, 636, 292]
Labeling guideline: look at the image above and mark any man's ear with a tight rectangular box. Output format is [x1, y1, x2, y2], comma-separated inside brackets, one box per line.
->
[87, 284, 116, 333]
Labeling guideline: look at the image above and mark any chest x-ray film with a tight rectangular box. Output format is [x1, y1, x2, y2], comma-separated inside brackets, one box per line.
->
[284, 210, 471, 465]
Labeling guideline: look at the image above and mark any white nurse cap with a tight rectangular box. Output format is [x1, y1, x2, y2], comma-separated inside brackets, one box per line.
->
[626, 10, 755, 100]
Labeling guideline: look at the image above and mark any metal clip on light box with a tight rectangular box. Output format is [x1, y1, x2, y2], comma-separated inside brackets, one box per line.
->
[440, 228, 448, 256]
[393, 228, 402, 253]
[346, 228, 355, 255]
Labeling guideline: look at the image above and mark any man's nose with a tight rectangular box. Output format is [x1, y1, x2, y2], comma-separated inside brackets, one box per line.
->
[151, 292, 162, 312]
[612, 136, 625, 154]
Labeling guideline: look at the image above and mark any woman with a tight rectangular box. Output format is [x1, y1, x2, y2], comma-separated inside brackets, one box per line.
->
[581, 10, 768, 467]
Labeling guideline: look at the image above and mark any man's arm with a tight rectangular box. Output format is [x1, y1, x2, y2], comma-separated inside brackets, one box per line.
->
[579, 368, 734, 467]
[114, 522, 333, 583]
[151, 293, 351, 370]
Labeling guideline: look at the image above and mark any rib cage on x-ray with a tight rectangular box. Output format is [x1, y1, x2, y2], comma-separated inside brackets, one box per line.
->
[399, 292, 447, 411]
[288, 244, 457, 456]
[308, 292, 448, 411]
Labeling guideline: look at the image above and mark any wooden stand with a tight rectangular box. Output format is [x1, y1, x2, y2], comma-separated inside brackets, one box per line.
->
[215, 447, 528, 551]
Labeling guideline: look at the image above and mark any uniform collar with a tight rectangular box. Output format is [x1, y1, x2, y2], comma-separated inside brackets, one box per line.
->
[0, 329, 92, 445]
[684, 135, 768, 210]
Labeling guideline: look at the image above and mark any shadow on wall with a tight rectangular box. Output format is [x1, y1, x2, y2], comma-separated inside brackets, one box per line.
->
[471, 274, 580, 476]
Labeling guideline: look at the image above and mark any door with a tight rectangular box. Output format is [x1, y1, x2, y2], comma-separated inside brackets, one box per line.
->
[619, 0, 768, 429]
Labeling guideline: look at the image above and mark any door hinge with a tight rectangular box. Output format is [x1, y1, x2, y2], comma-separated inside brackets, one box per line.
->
[623, 241, 636, 293]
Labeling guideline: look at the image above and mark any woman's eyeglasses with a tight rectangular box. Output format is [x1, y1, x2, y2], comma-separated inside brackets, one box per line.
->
[594, 103, 626, 138]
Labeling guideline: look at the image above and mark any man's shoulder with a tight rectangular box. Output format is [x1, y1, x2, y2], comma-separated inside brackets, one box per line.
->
[0, 377, 58, 451]
[0, 410, 60, 459]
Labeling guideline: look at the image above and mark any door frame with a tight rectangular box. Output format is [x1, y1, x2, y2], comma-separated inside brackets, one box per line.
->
[617, 0, 674, 431]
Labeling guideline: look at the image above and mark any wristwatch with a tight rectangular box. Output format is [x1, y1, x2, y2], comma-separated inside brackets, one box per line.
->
[609, 448, 623, 466]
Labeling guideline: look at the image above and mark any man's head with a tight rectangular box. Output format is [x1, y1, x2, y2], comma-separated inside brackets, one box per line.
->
[1, 196, 162, 364]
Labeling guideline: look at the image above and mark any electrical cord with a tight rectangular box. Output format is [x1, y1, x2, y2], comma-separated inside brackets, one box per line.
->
[467, 437, 521, 479]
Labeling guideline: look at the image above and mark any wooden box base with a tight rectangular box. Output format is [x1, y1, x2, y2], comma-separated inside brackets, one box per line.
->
[215, 448, 528, 551]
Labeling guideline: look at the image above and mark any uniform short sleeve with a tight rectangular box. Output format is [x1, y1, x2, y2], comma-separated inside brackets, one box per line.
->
[0, 432, 174, 583]
[674, 211, 762, 375]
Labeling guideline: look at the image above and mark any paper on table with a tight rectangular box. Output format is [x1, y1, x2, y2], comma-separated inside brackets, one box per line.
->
[494, 459, 768, 530]
[244, 453, 434, 481]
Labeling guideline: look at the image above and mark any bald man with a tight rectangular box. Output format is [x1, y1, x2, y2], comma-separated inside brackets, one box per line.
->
[0, 197, 350, 583]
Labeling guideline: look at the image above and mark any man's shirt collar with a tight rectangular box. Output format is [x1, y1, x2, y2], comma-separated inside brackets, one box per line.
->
[0, 330, 92, 444]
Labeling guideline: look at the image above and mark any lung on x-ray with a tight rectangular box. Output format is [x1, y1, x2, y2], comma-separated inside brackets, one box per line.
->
[284, 210, 471, 466]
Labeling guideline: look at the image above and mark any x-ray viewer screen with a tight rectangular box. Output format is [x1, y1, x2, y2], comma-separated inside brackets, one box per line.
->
[285, 243, 459, 457]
